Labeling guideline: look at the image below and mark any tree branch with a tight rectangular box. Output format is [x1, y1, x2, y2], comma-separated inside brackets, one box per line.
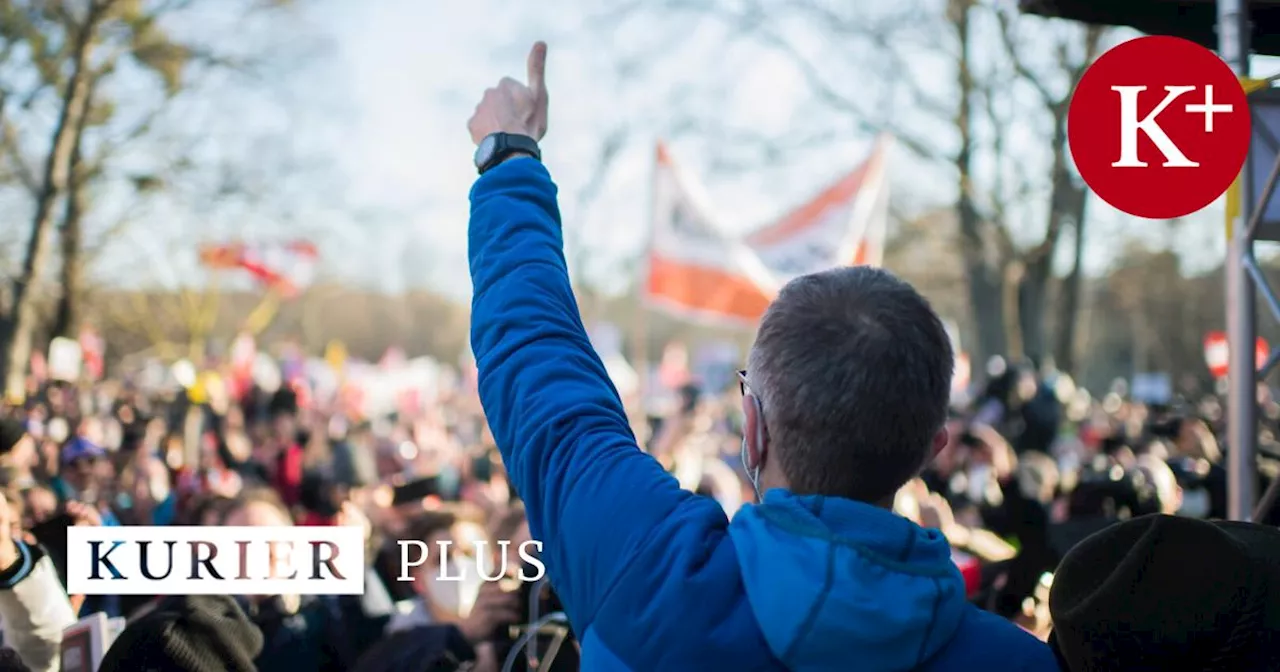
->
[995, 8, 1059, 108]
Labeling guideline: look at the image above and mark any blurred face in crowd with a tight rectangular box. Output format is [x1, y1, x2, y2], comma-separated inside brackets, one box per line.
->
[223, 496, 297, 606]
[1016, 372, 1038, 403]
[224, 404, 245, 430]
[4, 434, 36, 473]
[224, 430, 252, 464]
[37, 439, 59, 475]
[81, 418, 105, 447]
[273, 413, 297, 445]
[224, 499, 292, 528]
[65, 455, 99, 495]
[248, 420, 270, 448]
[22, 486, 56, 528]
[130, 458, 171, 512]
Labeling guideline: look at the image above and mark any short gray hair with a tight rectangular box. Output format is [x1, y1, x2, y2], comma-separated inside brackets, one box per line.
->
[747, 266, 953, 503]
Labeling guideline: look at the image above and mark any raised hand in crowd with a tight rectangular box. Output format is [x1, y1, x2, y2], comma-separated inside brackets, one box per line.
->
[467, 41, 548, 144]
[63, 499, 101, 528]
[458, 579, 522, 645]
[465, 39, 1055, 670]
[917, 487, 958, 537]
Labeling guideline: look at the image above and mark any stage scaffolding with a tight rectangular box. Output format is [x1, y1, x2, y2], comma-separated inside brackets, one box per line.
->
[1019, 0, 1280, 522]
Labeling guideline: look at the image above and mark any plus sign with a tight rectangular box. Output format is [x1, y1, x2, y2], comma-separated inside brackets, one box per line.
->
[1184, 85, 1234, 132]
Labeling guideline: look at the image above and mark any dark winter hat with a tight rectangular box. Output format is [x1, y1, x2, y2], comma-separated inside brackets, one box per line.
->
[98, 594, 263, 672]
[0, 418, 26, 456]
[1049, 514, 1280, 671]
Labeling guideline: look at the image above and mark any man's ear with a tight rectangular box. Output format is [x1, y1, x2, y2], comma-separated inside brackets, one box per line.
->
[931, 426, 950, 460]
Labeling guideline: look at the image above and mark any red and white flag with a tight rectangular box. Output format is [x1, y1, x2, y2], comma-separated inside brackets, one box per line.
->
[746, 136, 891, 279]
[199, 240, 319, 297]
[643, 143, 779, 325]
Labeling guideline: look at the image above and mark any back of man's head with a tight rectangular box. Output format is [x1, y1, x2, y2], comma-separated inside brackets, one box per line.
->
[747, 266, 953, 503]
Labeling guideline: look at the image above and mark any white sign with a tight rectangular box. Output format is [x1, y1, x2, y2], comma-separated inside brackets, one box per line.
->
[170, 359, 196, 389]
[48, 337, 82, 382]
[67, 526, 365, 596]
[251, 353, 282, 393]
[1131, 372, 1173, 405]
[61, 612, 114, 672]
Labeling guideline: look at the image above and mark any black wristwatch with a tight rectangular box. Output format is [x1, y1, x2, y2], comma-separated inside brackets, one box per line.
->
[474, 133, 541, 175]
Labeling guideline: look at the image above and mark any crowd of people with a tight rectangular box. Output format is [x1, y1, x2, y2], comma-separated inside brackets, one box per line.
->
[0, 39, 1273, 671]
[0, 343, 1271, 670]
[0, 372, 561, 672]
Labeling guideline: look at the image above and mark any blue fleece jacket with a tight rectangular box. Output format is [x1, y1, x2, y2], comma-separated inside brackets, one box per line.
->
[468, 157, 1060, 671]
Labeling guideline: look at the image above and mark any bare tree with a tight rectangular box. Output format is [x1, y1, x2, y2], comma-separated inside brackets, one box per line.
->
[0, 0, 108, 399]
[993, 12, 1104, 370]
[588, 0, 1107, 369]
[0, 0, 323, 394]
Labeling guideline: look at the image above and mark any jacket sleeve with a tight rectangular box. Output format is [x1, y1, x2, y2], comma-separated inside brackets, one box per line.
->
[468, 157, 729, 636]
[0, 541, 76, 672]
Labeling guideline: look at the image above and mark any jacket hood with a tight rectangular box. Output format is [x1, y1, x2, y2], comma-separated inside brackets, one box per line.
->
[729, 489, 967, 672]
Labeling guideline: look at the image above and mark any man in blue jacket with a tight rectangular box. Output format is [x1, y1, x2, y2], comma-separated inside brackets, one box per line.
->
[466, 42, 1060, 671]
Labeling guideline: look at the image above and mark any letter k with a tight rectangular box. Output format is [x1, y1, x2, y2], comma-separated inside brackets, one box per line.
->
[89, 541, 126, 580]
[1111, 85, 1199, 168]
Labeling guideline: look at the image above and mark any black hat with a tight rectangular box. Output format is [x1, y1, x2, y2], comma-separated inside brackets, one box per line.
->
[0, 647, 30, 671]
[1049, 514, 1280, 671]
[99, 594, 264, 672]
[0, 418, 26, 456]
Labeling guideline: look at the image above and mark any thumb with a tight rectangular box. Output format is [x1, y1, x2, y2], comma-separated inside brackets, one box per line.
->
[526, 41, 547, 95]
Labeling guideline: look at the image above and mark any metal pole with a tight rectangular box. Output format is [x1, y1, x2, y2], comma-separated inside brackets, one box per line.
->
[1221, 0, 1255, 521]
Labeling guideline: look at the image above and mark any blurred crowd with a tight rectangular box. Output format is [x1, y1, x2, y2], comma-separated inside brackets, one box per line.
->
[0, 343, 1271, 671]
[0, 348, 568, 672]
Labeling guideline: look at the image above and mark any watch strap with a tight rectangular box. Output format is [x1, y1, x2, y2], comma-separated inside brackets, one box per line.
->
[479, 133, 541, 174]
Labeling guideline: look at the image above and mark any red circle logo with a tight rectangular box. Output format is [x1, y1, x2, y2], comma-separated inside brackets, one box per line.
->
[1069, 36, 1250, 219]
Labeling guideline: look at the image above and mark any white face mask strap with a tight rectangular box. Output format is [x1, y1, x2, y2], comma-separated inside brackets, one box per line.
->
[741, 437, 762, 503]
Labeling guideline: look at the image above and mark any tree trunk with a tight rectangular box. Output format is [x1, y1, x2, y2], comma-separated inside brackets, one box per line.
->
[1016, 111, 1074, 369]
[952, 0, 1007, 365]
[1018, 256, 1052, 367]
[54, 107, 92, 340]
[1055, 189, 1089, 375]
[1, 4, 103, 399]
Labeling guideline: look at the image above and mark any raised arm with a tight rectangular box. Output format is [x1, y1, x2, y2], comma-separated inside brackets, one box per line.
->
[465, 44, 724, 637]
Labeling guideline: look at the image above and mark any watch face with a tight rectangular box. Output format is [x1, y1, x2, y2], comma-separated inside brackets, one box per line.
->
[474, 135, 497, 169]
